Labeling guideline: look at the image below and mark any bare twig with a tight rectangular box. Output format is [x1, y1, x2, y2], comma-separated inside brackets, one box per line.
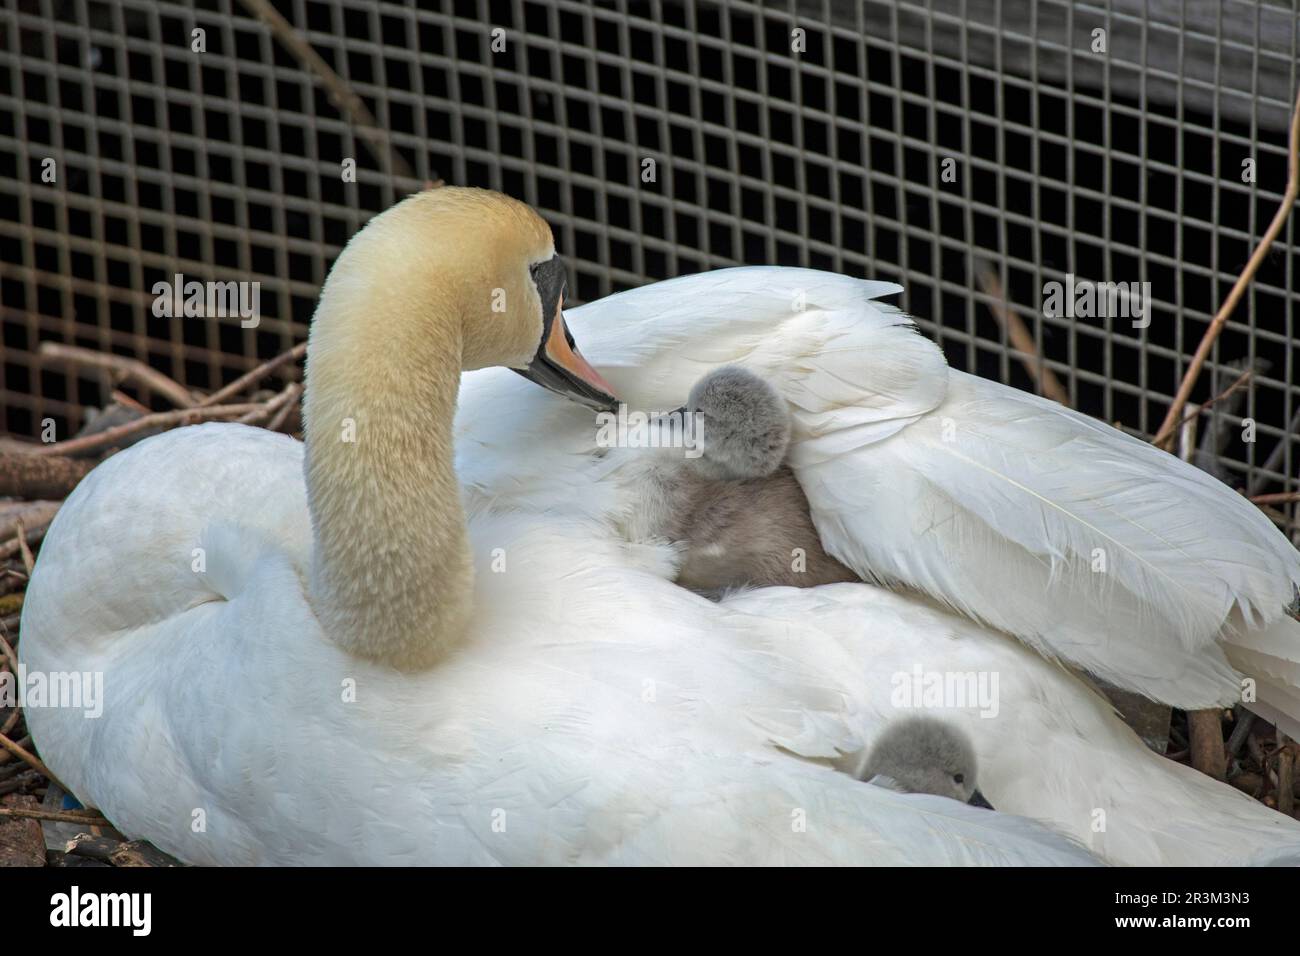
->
[0, 806, 109, 826]
[234, 0, 416, 183]
[199, 342, 306, 408]
[39, 342, 197, 409]
[266, 383, 302, 432]
[109, 390, 153, 414]
[1279, 731, 1295, 816]
[0, 627, 17, 688]
[0, 518, 52, 562]
[0, 501, 60, 542]
[0, 731, 60, 786]
[0, 733, 29, 765]
[1227, 709, 1257, 756]
[1177, 402, 1199, 461]
[236, 381, 300, 425]
[27, 403, 263, 459]
[14, 522, 34, 577]
[1250, 491, 1300, 506]
[1179, 366, 1255, 478]
[1187, 709, 1227, 781]
[1171, 367, 1255, 437]
[1230, 771, 1264, 797]
[1248, 404, 1300, 495]
[0, 569, 28, 602]
[976, 267, 1071, 406]
[0, 454, 95, 499]
[0, 620, 16, 740]
[1178, 414, 1232, 782]
[1154, 86, 1300, 449]
[64, 834, 180, 867]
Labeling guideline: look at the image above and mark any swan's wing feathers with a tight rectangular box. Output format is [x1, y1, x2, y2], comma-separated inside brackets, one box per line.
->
[797, 370, 1300, 705]
[590, 766, 1101, 866]
[568, 268, 951, 477]
[568, 268, 1299, 708]
[569, 266, 903, 363]
[922, 375, 1300, 637]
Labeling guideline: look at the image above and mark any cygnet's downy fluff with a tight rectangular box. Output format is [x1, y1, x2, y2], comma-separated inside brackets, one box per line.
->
[630, 365, 860, 594]
[854, 716, 993, 808]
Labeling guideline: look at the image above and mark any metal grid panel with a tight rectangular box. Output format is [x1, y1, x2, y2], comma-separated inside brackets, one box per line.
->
[2, 0, 1298, 526]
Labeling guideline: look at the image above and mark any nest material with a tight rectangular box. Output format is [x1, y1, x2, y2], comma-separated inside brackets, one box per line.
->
[0, 344, 304, 867]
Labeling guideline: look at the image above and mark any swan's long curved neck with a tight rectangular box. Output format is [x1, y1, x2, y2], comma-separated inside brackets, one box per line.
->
[301, 270, 474, 671]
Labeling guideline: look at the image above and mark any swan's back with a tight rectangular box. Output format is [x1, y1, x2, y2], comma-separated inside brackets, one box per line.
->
[21, 422, 1099, 865]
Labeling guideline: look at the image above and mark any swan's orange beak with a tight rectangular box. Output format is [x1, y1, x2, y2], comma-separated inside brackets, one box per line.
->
[517, 296, 619, 412]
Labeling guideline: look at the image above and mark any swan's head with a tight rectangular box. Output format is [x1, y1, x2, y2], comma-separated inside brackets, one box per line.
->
[860, 717, 992, 808]
[322, 186, 618, 411]
[684, 366, 791, 480]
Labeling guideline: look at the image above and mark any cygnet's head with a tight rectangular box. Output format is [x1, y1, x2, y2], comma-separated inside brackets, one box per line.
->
[860, 717, 992, 808]
[684, 365, 791, 481]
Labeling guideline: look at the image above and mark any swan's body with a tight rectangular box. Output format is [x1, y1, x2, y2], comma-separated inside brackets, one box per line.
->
[25, 424, 1100, 865]
[20, 194, 1300, 866]
[455, 370, 1300, 867]
[544, 268, 1300, 723]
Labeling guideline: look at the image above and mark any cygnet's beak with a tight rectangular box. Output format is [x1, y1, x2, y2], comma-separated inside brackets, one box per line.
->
[516, 297, 619, 412]
[967, 789, 994, 810]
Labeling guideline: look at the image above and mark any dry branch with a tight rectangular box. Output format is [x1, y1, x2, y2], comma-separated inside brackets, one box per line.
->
[65, 834, 180, 867]
[976, 267, 1071, 406]
[0, 616, 21, 738]
[1249, 404, 1300, 495]
[38, 342, 196, 408]
[1280, 732, 1296, 816]
[1249, 491, 1300, 506]
[234, 0, 416, 183]
[0, 629, 17, 738]
[236, 381, 300, 425]
[0, 731, 59, 785]
[1187, 709, 1227, 781]
[0, 454, 95, 498]
[0, 501, 60, 541]
[0, 806, 109, 826]
[266, 383, 302, 432]
[27, 403, 262, 459]
[199, 342, 306, 407]
[109, 390, 152, 414]
[1153, 85, 1300, 449]
[1227, 709, 1257, 756]
[15, 523, 34, 577]
[1, 520, 52, 563]
[1169, 367, 1255, 440]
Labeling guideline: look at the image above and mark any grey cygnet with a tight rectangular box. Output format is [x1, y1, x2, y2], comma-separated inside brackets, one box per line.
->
[856, 716, 994, 808]
[656, 365, 860, 594]
[685, 365, 793, 481]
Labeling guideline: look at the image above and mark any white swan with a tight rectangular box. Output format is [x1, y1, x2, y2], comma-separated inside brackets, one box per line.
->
[454, 266, 1300, 866]
[543, 267, 1300, 726]
[20, 188, 1101, 866]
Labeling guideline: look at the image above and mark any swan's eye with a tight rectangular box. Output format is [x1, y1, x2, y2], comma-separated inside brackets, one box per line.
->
[953, 773, 964, 784]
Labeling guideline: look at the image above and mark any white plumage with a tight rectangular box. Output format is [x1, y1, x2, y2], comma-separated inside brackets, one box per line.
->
[23, 424, 1100, 865]
[457, 360, 1300, 864]
[557, 267, 1300, 719]
[19, 200, 1300, 866]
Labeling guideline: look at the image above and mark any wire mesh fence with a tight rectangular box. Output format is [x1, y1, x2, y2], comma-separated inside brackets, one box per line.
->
[2, 0, 1298, 528]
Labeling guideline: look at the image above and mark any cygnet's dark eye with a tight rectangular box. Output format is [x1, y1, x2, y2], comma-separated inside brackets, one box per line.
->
[953, 773, 964, 784]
